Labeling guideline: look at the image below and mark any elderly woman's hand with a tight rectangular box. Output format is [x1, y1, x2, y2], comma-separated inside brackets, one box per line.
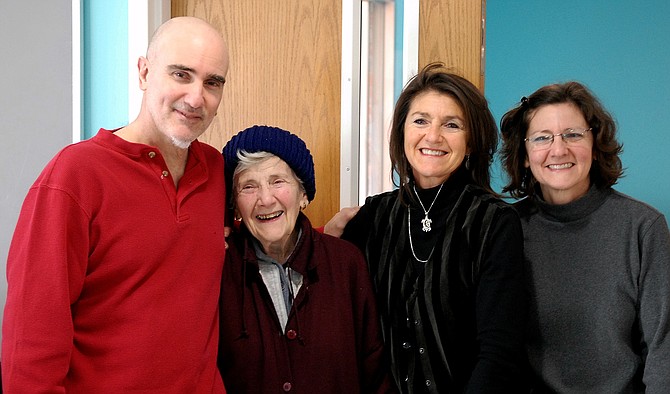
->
[224, 226, 232, 249]
[323, 206, 360, 238]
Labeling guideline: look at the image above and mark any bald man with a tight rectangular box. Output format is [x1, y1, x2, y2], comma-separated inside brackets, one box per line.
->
[2, 17, 229, 393]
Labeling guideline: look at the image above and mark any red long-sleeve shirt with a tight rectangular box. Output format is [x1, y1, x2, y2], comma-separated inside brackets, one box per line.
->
[3, 129, 226, 393]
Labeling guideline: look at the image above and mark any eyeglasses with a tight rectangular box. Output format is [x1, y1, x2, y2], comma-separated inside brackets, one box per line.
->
[524, 128, 592, 150]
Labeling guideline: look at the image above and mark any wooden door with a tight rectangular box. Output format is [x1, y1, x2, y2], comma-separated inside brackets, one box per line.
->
[172, 0, 342, 227]
[420, 0, 485, 89]
[171, 0, 483, 226]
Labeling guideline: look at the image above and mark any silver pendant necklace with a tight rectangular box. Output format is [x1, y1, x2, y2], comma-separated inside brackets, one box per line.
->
[408, 182, 444, 263]
[412, 183, 444, 232]
[408, 209, 433, 263]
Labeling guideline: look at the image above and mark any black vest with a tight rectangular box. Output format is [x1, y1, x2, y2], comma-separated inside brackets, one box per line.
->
[356, 184, 511, 393]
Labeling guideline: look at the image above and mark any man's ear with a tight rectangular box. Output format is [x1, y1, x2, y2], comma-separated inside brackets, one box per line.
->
[137, 56, 150, 91]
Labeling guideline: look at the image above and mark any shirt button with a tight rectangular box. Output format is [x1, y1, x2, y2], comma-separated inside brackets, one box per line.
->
[419, 347, 425, 354]
[425, 380, 432, 387]
[282, 382, 292, 392]
[162, 170, 169, 177]
[148, 151, 156, 158]
[286, 329, 297, 340]
[414, 319, 421, 326]
[402, 341, 412, 349]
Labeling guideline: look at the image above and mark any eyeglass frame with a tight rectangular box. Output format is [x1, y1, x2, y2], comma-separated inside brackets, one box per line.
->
[524, 127, 592, 150]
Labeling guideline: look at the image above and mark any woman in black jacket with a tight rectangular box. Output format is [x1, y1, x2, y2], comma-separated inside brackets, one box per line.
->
[326, 63, 528, 393]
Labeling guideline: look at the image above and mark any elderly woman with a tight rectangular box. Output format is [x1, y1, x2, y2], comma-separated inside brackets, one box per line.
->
[218, 125, 394, 393]
[326, 63, 528, 392]
[500, 81, 670, 392]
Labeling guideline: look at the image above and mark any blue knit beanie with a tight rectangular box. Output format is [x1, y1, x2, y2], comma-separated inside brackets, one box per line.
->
[222, 125, 316, 201]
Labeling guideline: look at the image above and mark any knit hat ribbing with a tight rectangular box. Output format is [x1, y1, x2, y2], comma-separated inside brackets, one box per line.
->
[222, 125, 316, 201]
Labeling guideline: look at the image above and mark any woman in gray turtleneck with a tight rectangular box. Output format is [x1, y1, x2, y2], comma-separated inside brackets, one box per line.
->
[500, 81, 670, 393]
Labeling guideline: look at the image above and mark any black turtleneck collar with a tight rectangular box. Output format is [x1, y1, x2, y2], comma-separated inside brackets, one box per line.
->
[410, 166, 470, 211]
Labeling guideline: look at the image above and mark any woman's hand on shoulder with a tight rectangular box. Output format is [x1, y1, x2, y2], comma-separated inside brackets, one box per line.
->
[324, 206, 360, 238]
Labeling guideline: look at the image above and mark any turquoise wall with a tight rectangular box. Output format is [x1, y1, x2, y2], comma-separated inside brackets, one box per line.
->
[83, 1, 128, 139]
[486, 1, 670, 218]
[394, 0, 405, 100]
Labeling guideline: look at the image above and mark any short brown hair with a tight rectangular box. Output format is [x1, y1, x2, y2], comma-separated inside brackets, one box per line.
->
[500, 81, 624, 198]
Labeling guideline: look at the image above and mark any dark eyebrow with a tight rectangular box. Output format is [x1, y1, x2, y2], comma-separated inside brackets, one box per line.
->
[167, 64, 195, 73]
[410, 111, 464, 122]
[168, 64, 226, 85]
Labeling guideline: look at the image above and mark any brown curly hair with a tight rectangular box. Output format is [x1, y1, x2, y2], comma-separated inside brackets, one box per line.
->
[500, 81, 624, 199]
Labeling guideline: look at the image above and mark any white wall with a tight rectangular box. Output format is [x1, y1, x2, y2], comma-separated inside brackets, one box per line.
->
[0, 0, 74, 344]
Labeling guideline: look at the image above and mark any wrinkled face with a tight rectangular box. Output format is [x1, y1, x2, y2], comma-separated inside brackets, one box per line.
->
[234, 156, 308, 255]
[525, 102, 594, 205]
[403, 91, 469, 188]
[139, 25, 228, 148]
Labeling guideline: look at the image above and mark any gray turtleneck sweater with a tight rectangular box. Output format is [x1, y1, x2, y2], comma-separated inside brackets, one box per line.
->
[515, 186, 670, 393]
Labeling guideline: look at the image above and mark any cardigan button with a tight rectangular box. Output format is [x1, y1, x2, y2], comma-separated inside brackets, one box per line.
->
[282, 382, 292, 391]
[286, 329, 297, 340]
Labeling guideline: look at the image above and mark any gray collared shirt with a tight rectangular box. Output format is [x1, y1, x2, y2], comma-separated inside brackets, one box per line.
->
[252, 233, 304, 332]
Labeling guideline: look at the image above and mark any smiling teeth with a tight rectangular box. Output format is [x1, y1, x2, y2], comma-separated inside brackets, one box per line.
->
[548, 163, 573, 169]
[257, 211, 283, 220]
[421, 149, 445, 156]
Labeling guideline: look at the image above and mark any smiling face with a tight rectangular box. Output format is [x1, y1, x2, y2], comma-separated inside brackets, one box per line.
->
[403, 90, 469, 188]
[234, 156, 308, 261]
[139, 18, 229, 148]
[525, 102, 594, 204]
